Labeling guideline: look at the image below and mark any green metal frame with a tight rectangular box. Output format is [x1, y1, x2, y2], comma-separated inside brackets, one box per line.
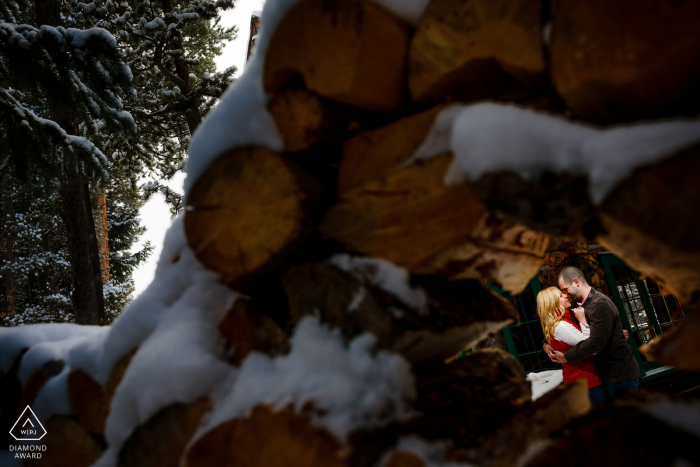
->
[598, 253, 677, 380]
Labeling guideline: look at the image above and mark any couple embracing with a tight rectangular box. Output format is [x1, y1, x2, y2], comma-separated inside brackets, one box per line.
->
[537, 266, 640, 405]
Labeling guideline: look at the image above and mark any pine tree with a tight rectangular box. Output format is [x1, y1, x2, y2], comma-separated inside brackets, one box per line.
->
[70, 0, 237, 214]
[1, 0, 137, 324]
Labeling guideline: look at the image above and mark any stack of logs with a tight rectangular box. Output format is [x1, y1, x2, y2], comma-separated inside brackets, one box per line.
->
[539, 239, 610, 297]
[3, 0, 700, 465]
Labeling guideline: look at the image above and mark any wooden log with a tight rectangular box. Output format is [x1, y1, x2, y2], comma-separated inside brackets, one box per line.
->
[0, 349, 25, 450]
[321, 154, 549, 293]
[17, 359, 64, 418]
[24, 416, 103, 467]
[183, 405, 349, 467]
[68, 349, 136, 435]
[280, 262, 518, 364]
[523, 397, 700, 467]
[385, 451, 425, 467]
[414, 212, 550, 294]
[184, 147, 324, 284]
[473, 169, 596, 238]
[118, 399, 210, 467]
[337, 105, 446, 194]
[639, 308, 700, 371]
[263, 0, 411, 112]
[596, 142, 700, 304]
[407, 349, 531, 447]
[267, 89, 346, 152]
[544, 250, 567, 269]
[549, 0, 700, 123]
[409, 0, 545, 105]
[218, 298, 289, 366]
[456, 379, 591, 467]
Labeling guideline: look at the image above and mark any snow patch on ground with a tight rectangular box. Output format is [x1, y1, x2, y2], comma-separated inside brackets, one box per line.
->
[194, 316, 416, 445]
[527, 370, 563, 401]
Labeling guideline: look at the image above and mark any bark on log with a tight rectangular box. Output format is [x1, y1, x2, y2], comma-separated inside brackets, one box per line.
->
[219, 298, 289, 366]
[550, 0, 700, 124]
[337, 105, 446, 194]
[263, 0, 411, 112]
[68, 349, 136, 435]
[24, 416, 103, 467]
[184, 405, 349, 467]
[639, 308, 700, 371]
[184, 147, 324, 284]
[321, 154, 549, 293]
[384, 451, 425, 467]
[280, 262, 518, 364]
[118, 399, 210, 467]
[267, 89, 346, 152]
[407, 349, 531, 447]
[409, 0, 545, 105]
[457, 379, 590, 467]
[596, 142, 700, 304]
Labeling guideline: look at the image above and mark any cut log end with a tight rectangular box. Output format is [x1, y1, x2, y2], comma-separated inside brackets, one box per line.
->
[184, 405, 349, 467]
[263, 0, 411, 112]
[409, 0, 545, 105]
[185, 147, 323, 282]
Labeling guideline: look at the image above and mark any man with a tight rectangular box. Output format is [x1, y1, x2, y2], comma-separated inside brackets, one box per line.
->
[545, 266, 640, 399]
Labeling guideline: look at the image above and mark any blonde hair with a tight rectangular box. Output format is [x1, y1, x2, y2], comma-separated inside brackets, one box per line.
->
[537, 286, 565, 344]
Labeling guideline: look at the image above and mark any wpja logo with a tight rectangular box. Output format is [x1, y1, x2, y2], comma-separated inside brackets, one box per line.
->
[8, 406, 47, 459]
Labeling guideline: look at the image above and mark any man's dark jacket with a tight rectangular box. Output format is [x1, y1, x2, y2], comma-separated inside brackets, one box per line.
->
[564, 288, 639, 384]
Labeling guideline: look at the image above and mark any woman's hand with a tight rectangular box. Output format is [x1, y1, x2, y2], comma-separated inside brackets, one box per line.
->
[573, 307, 587, 324]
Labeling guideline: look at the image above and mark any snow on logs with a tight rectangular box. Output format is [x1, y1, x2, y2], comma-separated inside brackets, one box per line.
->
[263, 0, 411, 112]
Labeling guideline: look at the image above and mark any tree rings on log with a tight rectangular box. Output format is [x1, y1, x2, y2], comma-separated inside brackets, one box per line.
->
[596, 142, 700, 304]
[118, 399, 210, 467]
[321, 154, 487, 272]
[409, 0, 545, 105]
[550, 0, 700, 123]
[338, 105, 446, 194]
[267, 89, 346, 152]
[184, 405, 349, 467]
[263, 0, 411, 112]
[185, 147, 324, 283]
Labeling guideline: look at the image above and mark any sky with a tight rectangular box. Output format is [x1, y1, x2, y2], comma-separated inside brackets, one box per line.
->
[130, 0, 266, 297]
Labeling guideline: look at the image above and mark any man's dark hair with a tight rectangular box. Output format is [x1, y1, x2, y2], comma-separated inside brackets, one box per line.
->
[559, 266, 588, 285]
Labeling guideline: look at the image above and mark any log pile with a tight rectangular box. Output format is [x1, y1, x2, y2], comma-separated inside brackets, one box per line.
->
[3, 0, 700, 465]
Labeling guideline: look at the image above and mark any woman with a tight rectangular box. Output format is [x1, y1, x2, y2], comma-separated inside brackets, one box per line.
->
[536, 286, 606, 404]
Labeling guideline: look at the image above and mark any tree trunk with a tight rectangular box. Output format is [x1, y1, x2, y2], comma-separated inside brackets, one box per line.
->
[92, 188, 110, 282]
[61, 182, 106, 325]
[34, 0, 106, 325]
[0, 173, 17, 318]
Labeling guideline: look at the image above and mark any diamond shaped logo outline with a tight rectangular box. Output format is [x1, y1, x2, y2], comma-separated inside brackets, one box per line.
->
[9, 405, 47, 441]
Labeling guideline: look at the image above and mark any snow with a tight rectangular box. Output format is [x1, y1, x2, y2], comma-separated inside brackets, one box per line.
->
[193, 316, 416, 445]
[329, 254, 428, 314]
[527, 370, 563, 401]
[375, 0, 431, 26]
[410, 102, 700, 203]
